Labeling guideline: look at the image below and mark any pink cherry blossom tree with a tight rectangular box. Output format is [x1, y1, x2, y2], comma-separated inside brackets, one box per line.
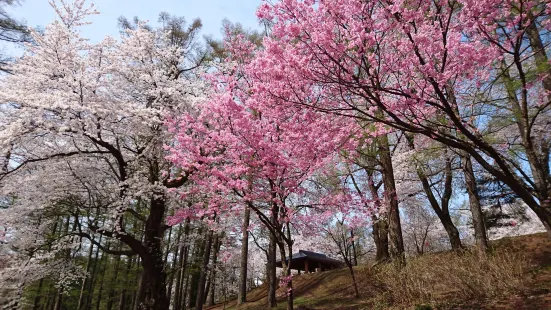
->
[249, 0, 551, 239]
[166, 30, 356, 309]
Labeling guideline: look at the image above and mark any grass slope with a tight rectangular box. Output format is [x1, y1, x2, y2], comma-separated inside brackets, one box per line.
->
[207, 233, 551, 310]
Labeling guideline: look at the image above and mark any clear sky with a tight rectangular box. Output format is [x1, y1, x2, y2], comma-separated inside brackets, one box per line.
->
[6, 0, 261, 46]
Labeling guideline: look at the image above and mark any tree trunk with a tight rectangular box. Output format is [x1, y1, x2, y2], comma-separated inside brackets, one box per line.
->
[206, 234, 221, 306]
[500, 51, 551, 238]
[406, 134, 463, 250]
[182, 271, 190, 310]
[277, 240, 293, 310]
[379, 134, 405, 262]
[371, 216, 390, 262]
[350, 230, 358, 266]
[188, 226, 206, 308]
[106, 245, 122, 310]
[118, 256, 134, 310]
[94, 241, 111, 310]
[32, 279, 44, 310]
[77, 243, 95, 310]
[135, 194, 170, 310]
[174, 220, 191, 310]
[441, 215, 462, 250]
[195, 229, 213, 310]
[85, 235, 103, 310]
[166, 228, 181, 304]
[348, 265, 360, 298]
[53, 290, 63, 310]
[44, 292, 52, 310]
[366, 169, 390, 263]
[462, 154, 488, 251]
[267, 221, 277, 308]
[237, 206, 251, 305]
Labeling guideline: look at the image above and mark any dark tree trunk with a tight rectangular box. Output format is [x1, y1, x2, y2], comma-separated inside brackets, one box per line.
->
[440, 215, 462, 250]
[53, 290, 62, 310]
[371, 216, 390, 262]
[379, 134, 405, 262]
[188, 226, 206, 308]
[32, 279, 44, 310]
[166, 228, 180, 304]
[44, 292, 52, 310]
[85, 234, 102, 310]
[267, 219, 277, 308]
[350, 230, 358, 266]
[237, 206, 251, 305]
[405, 134, 463, 250]
[195, 229, 213, 310]
[105, 244, 122, 310]
[348, 265, 360, 298]
[78, 245, 94, 310]
[135, 194, 170, 310]
[118, 256, 133, 310]
[94, 242, 111, 310]
[182, 271, 190, 310]
[174, 220, 190, 310]
[207, 234, 222, 306]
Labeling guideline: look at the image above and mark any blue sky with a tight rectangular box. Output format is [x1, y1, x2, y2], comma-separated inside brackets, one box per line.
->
[6, 0, 261, 46]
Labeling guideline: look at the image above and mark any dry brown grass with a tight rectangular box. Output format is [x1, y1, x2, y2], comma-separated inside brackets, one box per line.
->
[208, 233, 551, 310]
[373, 249, 529, 307]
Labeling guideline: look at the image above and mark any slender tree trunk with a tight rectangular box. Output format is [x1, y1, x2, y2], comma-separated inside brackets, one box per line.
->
[174, 220, 190, 310]
[44, 292, 52, 310]
[442, 86, 489, 250]
[119, 255, 136, 310]
[94, 241, 111, 310]
[237, 206, 251, 305]
[85, 234, 103, 310]
[422, 170, 462, 250]
[350, 230, 358, 266]
[406, 134, 463, 250]
[32, 279, 44, 310]
[164, 227, 173, 265]
[348, 265, 360, 298]
[462, 154, 488, 251]
[182, 271, 190, 310]
[267, 218, 277, 308]
[167, 228, 181, 304]
[53, 217, 72, 310]
[195, 229, 214, 310]
[207, 234, 222, 306]
[277, 238, 293, 310]
[53, 290, 63, 310]
[105, 243, 122, 310]
[188, 226, 205, 308]
[165, 227, 175, 305]
[500, 54, 551, 238]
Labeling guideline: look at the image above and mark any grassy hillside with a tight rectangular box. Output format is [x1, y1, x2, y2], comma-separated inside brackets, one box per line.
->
[207, 233, 551, 310]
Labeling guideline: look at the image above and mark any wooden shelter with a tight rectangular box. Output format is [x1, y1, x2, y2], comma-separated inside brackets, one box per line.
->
[275, 250, 344, 273]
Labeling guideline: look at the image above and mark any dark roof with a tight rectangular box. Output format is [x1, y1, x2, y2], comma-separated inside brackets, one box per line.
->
[276, 250, 344, 266]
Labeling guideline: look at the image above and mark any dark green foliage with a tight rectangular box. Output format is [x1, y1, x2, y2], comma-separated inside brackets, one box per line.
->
[0, 0, 29, 73]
